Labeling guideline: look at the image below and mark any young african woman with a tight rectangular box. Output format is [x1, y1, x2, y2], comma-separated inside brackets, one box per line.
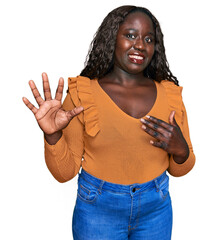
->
[23, 5, 195, 240]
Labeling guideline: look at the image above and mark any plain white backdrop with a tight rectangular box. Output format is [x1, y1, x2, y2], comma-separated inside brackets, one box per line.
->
[1, 0, 217, 239]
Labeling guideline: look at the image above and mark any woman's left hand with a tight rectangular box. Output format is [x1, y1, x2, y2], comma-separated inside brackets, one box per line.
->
[140, 111, 189, 164]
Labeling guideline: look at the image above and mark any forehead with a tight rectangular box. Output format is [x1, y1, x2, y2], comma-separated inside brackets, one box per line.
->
[119, 11, 154, 32]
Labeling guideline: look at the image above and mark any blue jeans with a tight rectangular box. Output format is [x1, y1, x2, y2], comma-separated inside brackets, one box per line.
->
[72, 168, 172, 240]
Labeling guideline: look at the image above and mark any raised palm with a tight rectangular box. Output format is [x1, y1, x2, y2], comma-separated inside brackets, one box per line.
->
[23, 72, 83, 135]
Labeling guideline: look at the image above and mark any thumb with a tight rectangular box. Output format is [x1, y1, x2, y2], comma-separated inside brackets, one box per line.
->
[169, 110, 176, 126]
[73, 106, 84, 115]
[67, 106, 84, 120]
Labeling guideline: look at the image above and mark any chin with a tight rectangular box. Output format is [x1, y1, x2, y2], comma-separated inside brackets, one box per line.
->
[125, 66, 147, 75]
[126, 62, 150, 74]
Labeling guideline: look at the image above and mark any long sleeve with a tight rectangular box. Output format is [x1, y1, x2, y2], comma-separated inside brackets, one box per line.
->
[167, 101, 196, 176]
[44, 92, 84, 183]
[161, 80, 196, 177]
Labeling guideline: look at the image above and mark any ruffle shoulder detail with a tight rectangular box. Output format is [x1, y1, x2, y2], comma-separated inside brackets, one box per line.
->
[161, 80, 184, 125]
[67, 76, 100, 137]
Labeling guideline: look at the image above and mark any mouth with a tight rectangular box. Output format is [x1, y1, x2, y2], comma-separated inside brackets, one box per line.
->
[128, 54, 145, 64]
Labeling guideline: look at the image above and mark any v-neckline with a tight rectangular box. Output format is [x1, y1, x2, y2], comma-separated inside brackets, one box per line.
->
[94, 79, 159, 121]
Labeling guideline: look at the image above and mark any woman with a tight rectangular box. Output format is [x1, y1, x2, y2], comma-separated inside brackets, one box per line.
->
[23, 5, 195, 240]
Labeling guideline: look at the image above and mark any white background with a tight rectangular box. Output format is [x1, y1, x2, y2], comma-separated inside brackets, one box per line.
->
[1, 0, 217, 239]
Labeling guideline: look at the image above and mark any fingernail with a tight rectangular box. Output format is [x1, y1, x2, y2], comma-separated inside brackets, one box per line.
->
[78, 106, 84, 111]
[146, 115, 150, 119]
[140, 118, 145, 123]
[142, 125, 146, 130]
[150, 140, 154, 144]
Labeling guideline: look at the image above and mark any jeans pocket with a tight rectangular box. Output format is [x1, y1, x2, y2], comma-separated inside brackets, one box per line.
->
[77, 177, 99, 204]
[159, 175, 169, 201]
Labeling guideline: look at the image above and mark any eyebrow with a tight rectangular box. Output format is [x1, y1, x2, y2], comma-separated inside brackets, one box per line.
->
[124, 28, 155, 36]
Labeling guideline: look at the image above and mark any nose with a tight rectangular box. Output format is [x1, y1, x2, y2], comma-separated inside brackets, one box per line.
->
[134, 38, 146, 51]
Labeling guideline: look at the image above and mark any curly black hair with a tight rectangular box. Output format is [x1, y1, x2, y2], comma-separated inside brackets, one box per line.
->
[80, 5, 179, 86]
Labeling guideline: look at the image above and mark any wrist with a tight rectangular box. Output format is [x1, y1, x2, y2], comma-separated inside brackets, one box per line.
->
[44, 131, 62, 145]
[173, 148, 189, 164]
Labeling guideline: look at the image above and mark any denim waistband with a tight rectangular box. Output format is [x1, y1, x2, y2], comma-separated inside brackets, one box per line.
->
[78, 168, 167, 194]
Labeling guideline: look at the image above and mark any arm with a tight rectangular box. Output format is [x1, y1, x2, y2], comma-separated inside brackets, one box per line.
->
[44, 93, 84, 183]
[141, 103, 196, 177]
[23, 72, 84, 183]
[167, 102, 195, 176]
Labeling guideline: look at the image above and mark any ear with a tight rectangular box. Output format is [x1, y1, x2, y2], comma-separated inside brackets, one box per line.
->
[169, 110, 177, 126]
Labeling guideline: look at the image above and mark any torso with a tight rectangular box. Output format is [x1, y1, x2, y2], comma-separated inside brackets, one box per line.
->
[97, 77, 157, 119]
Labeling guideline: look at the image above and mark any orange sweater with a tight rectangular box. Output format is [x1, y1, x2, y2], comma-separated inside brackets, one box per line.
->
[44, 76, 195, 184]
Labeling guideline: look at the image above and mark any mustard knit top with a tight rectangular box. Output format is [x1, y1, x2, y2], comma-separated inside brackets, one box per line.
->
[44, 76, 195, 184]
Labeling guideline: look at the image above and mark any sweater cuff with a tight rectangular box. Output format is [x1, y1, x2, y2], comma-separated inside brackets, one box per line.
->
[168, 151, 196, 177]
[44, 134, 67, 162]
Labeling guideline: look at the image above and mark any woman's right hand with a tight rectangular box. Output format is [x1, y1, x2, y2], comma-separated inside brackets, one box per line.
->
[23, 72, 84, 136]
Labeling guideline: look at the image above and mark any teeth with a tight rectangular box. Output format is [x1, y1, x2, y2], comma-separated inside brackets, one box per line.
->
[129, 55, 144, 60]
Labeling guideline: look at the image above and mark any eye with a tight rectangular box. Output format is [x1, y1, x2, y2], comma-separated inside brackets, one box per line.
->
[145, 37, 153, 43]
[126, 34, 136, 39]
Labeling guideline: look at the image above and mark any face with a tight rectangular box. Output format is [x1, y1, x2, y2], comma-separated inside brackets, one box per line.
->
[114, 11, 155, 75]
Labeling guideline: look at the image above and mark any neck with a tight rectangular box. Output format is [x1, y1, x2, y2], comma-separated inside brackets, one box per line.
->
[106, 66, 149, 87]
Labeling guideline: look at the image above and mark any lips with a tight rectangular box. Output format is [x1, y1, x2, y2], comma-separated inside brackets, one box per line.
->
[128, 53, 145, 64]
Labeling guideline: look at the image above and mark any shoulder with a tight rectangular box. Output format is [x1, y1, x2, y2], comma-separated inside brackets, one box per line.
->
[160, 79, 183, 93]
[159, 80, 183, 101]
[159, 80, 184, 125]
[68, 75, 93, 91]
[67, 75, 100, 137]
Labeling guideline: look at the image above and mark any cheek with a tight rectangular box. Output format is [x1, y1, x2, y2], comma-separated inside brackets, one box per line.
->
[147, 45, 155, 59]
[115, 39, 132, 55]
[115, 42, 132, 64]
[122, 40, 132, 49]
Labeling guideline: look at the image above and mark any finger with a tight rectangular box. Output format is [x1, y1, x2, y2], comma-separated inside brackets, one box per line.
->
[22, 97, 38, 115]
[144, 115, 174, 132]
[142, 125, 165, 141]
[141, 118, 171, 136]
[55, 77, 64, 101]
[169, 110, 179, 128]
[42, 72, 52, 100]
[65, 106, 84, 121]
[28, 80, 44, 106]
[150, 140, 168, 150]
[169, 111, 176, 125]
